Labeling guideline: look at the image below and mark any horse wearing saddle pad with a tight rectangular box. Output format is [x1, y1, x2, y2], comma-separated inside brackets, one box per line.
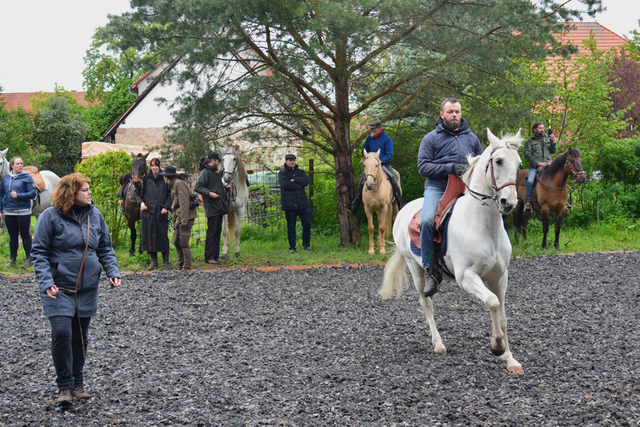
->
[23, 166, 46, 192]
[409, 175, 466, 256]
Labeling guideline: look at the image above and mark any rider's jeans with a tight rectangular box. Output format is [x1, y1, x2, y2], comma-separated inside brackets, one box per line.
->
[420, 185, 445, 269]
[524, 167, 537, 202]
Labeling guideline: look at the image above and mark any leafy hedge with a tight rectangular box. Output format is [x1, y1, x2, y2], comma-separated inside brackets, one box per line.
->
[75, 150, 133, 244]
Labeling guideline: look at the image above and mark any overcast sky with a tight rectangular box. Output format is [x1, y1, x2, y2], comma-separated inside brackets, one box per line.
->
[0, 0, 638, 93]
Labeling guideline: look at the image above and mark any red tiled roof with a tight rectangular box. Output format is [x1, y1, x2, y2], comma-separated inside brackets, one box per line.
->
[559, 22, 628, 54]
[0, 91, 96, 111]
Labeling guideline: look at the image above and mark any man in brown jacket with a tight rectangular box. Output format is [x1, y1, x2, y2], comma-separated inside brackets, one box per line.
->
[162, 166, 197, 270]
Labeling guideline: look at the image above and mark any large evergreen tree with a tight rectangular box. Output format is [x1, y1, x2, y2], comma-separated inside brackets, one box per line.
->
[34, 97, 87, 176]
[99, 0, 601, 245]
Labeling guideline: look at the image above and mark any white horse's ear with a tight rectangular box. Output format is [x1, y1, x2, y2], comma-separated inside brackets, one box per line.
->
[486, 128, 500, 147]
[1, 148, 8, 157]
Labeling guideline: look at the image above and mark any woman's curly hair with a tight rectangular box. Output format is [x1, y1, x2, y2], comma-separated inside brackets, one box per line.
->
[51, 173, 91, 214]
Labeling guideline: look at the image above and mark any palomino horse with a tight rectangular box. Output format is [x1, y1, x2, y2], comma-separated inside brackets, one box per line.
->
[0, 148, 60, 219]
[119, 152, 148, 256]
[379, 129, 524, 374]
[362, 149, 400, 255]
[514, 147, 586, 250]
[221, 145, 248, 258]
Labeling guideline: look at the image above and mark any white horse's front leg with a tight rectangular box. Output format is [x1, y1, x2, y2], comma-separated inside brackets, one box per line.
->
[460, 269, 523, 374]
[222, 214, 230, 256]
[407, 262, 445, 354]
[234, 208, 243, 257]
[492, 274, 524, 374]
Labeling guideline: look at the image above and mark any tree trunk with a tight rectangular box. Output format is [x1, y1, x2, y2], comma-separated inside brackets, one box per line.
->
[333, 46, 360, 246]
[335, 147, 360, 246]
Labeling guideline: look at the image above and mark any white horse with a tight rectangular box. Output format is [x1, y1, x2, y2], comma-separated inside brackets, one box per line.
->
[0, 148, 60, 219]
[221, 145, 248, 258]
[379, 129, 525, 374]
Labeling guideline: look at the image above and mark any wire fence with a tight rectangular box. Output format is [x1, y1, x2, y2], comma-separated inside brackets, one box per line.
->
[190, 187, 283, 245]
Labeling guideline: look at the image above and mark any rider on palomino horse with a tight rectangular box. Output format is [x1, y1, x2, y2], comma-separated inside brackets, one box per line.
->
[346, 118, 403, 213]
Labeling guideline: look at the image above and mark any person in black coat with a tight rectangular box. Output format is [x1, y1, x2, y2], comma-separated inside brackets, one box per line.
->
[136, 158, 172, 270]
[278, 154, 311, 252]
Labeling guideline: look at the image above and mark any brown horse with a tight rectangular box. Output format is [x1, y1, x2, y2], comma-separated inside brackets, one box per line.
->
[362, 149, 401, 255]
[513, 147, 586, 250]
[120, 153, 149, 256]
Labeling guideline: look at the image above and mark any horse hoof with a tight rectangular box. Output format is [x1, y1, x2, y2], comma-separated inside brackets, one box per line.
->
[434, 345, 447, 354]
[234, 252, 240, 258]
[368, 249, 375, 255]
[508, 366, 524, 375]
[380, 249, 386, 255]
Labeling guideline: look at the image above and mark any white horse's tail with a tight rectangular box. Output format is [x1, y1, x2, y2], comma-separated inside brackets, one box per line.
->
[379, 248, 410, 300]
[228, 210, 236, 241]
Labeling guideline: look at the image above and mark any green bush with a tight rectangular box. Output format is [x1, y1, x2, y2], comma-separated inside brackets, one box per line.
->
[310, 164, 339, 228]
[75, 150, 133, 244]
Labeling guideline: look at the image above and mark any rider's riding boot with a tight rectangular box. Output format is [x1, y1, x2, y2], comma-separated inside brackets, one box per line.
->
[146, 252, 159, 271]
[524, 201, 533, 212]
[391, 180, 403, 210]
[423, 273, 439, 297]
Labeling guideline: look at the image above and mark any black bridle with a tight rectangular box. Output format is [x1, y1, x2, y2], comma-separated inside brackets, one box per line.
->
[222, 151, 239, 203]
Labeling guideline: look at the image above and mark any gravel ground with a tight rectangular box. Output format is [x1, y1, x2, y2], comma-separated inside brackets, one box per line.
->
[1, 252, 639, 426]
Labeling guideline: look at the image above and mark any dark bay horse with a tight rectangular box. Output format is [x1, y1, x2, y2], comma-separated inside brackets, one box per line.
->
[120, 153, 148, 256]
[514, 147, 586, 250]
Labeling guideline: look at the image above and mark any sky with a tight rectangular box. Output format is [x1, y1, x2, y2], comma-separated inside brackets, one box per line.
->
[0, 0, 639, 94]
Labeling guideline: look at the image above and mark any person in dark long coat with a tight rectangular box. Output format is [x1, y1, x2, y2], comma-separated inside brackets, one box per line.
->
[278, 154, 312, 252]
[31, 172, 121, 407]
[194, 153, 230, 264]
[136, 158, 172, 270]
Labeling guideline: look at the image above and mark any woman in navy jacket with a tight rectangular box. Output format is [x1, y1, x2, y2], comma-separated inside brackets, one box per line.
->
[0, 156, 36, 268]
[31, 173, 121, 406]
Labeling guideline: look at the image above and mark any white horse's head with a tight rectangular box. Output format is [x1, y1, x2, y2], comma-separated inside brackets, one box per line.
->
[466, 129, 522, 214]
[0, 148, 9, 179]
[222, 145, 242, 185]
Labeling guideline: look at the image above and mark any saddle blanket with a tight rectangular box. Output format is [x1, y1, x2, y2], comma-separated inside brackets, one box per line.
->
[408, 175, 465, 257]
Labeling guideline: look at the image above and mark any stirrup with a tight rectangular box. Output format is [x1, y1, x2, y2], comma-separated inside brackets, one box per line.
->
[524, 202, 532, 212]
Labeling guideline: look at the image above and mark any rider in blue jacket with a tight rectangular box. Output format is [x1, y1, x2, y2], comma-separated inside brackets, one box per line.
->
[0, 156, 36, 267]
[347, 118, 403, 213]
[418, 98, 483, 297]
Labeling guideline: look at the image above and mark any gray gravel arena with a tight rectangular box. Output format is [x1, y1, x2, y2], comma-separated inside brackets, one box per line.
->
[1, 251, 639, 426]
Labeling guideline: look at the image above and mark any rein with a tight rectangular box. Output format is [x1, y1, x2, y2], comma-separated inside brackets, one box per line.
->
[536, 156, 586, 193]
[465, 145, 517, 207]
[223, 153, 239, 203]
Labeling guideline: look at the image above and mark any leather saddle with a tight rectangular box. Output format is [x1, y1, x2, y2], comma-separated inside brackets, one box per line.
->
[23, 166, 45, 192]
[409, 175, 466, 250]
